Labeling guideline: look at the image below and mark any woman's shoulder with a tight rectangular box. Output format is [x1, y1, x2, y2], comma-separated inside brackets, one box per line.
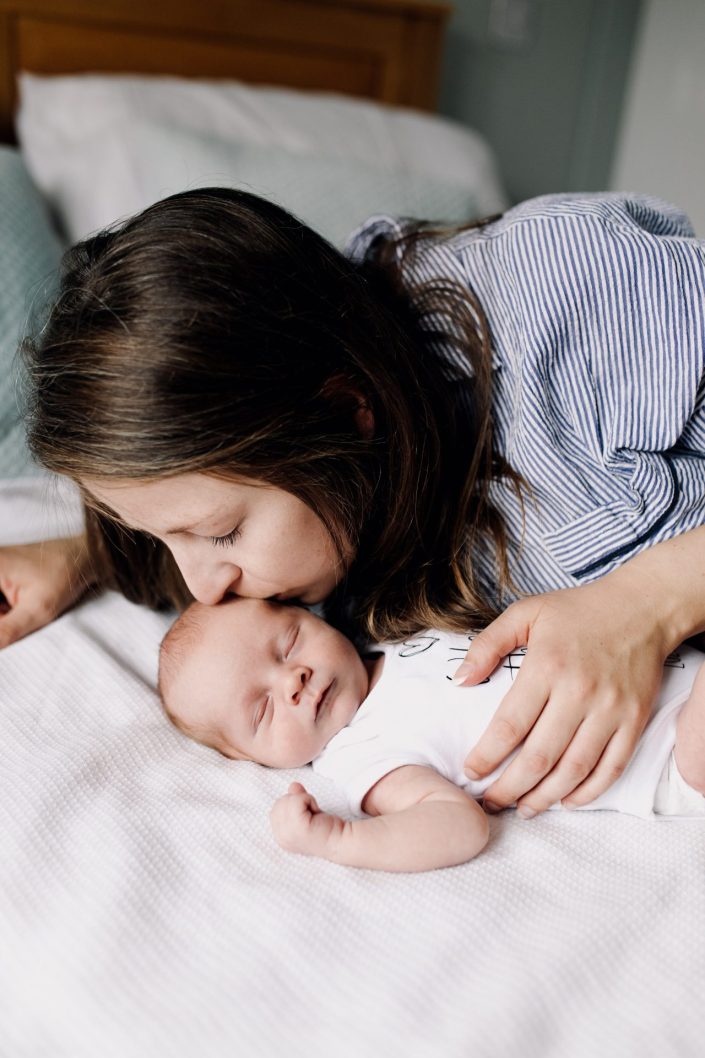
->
[487, 191, 696, 239]
[345, 193, 699, 266]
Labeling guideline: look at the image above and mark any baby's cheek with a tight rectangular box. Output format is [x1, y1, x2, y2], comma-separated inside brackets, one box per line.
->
[268, 727, 320, 769]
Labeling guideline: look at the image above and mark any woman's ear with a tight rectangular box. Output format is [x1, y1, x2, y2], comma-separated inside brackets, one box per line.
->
[320, 375, 375, 439]
[354, 399, 375, 440]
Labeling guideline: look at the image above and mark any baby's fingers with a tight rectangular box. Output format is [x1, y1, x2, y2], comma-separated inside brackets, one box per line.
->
[287, 782, 321, 814]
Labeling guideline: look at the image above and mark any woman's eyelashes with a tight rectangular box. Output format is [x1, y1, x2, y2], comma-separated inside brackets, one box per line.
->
[210, 526, 242, 548]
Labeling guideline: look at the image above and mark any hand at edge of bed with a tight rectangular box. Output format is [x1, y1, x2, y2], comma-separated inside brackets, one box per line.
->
[0, 535, 97, 648]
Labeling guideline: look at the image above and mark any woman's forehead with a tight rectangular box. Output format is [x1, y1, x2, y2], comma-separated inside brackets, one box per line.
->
[81, 472, 249, 532]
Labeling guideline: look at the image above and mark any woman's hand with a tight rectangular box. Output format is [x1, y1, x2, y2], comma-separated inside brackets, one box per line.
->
[0, 536, 95, 649]
[456, 576, 674, 816]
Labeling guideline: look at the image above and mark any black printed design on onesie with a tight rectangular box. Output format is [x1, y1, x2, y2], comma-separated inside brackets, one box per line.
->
[398, 633, 495, 685]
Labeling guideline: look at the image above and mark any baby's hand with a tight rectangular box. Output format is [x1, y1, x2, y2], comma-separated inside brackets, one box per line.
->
[270, 782, 345, 860]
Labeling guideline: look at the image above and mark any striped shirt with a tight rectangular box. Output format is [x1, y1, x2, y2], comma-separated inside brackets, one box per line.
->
[346, 194, 705, 608]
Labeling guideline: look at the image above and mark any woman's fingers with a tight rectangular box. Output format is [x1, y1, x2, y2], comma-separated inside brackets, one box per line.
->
[463, 668, 550, 782]
[454, 601, 534, 686]
[460, 579, 667, 812]
[559, 725, 644, 808]
[509, 719, 617, 816]
[474, 690, 583, 810]
[490, 706, 647, 816]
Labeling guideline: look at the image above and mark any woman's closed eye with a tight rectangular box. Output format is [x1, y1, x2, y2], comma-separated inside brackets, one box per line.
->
[210, 526, 242, 548]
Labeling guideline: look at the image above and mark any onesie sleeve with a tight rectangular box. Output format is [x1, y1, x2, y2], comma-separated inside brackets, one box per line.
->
[508, 195, 705, 577]
[312, 740, 437, 818]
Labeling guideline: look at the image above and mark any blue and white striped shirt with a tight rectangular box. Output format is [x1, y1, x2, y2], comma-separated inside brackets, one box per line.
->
[347, 194, 705, 607]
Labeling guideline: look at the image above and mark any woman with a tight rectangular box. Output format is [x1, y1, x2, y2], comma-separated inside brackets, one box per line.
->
[2, 187, 704, 818]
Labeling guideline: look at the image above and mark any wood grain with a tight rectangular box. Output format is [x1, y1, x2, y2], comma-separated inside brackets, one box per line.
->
[0, 0, 452, 143]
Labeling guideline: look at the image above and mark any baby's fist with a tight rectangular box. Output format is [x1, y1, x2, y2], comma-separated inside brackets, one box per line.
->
[270, 782, 341, 858]
[270, 782, 320, 851]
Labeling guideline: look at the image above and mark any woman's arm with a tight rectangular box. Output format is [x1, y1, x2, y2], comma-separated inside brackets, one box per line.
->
[270, 767, 489, 872]
[457, 524, 705, 816]
[0, 534, 99, 648]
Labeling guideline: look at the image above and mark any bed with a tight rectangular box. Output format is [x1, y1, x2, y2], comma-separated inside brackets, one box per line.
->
[1, 2, 704, 1055]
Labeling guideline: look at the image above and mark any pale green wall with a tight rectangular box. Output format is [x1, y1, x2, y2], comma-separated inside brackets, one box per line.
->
[437, 0, 643, 203]
[611, 0, 705, 236]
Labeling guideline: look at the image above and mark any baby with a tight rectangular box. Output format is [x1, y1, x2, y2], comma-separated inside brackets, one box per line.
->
[159, 598, 705, 872]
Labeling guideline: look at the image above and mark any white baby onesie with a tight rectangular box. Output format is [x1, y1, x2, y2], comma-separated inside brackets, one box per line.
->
[312, 631, 704, 820]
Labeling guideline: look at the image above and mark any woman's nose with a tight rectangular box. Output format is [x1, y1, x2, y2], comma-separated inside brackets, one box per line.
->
[173, 547, 242, 606]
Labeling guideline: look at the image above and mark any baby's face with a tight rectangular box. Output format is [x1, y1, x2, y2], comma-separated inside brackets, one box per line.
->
[171, 599, 369, 767]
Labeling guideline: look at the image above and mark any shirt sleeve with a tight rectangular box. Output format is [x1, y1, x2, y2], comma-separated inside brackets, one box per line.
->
[505, 195, 705, 577]
[347, 196, 705, 579]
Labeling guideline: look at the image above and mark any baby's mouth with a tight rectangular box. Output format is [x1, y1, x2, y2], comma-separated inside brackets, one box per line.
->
[315, 680, 335, 721]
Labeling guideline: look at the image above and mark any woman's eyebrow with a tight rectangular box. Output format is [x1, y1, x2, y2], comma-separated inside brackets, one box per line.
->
[162, 517, 221, 536]
[164, 508, 240, 535]
[162, 520, 199, 535]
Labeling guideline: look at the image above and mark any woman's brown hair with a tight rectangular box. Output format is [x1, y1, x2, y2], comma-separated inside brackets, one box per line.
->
[24, 188, 521, 641]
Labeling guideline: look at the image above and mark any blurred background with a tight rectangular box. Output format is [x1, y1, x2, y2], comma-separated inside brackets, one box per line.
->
[438, 0, 705, 234]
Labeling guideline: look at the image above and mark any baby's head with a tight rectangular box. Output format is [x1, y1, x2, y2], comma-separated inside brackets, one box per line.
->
[159, 597, 369, 767]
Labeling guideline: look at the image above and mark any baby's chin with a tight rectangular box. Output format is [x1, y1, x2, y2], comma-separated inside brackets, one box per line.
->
[260, 736, 340, 769]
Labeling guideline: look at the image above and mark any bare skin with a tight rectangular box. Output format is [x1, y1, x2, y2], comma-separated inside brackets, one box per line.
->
[271, 771, 490, 873]
[83, 473, 351, 607]
[0, 536, 96, 648]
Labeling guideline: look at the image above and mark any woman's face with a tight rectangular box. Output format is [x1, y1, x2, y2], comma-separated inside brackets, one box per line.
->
[83, 472, 352, 605]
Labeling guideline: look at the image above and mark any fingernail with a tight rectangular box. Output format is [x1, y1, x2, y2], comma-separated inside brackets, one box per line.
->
[483, 800, 501, 815]
[464, 768, 480, 780]
[562, 801, 577, 811]
[452, 664, 473, 686]
[517, 806, 536, 820]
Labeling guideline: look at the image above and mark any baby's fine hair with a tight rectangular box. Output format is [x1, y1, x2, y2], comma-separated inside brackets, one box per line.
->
[158, 603, 223, 751]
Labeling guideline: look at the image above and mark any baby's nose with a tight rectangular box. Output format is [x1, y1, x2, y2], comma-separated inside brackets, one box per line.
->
[284, 666, 312, 704]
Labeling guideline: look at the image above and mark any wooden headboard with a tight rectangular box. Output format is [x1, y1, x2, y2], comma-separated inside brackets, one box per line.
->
[0, 0, 452, 142]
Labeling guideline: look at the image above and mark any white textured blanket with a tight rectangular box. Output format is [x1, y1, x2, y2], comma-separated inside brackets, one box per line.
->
[1, 478, 704, 1058]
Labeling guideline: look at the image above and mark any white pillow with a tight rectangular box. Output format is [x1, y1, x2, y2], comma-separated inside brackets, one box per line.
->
[17, 73, 508, 244]
[24, 116, 485, 248]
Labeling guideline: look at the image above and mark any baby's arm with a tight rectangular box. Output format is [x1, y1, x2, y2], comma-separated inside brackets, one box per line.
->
[270, 766, 490, 872]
